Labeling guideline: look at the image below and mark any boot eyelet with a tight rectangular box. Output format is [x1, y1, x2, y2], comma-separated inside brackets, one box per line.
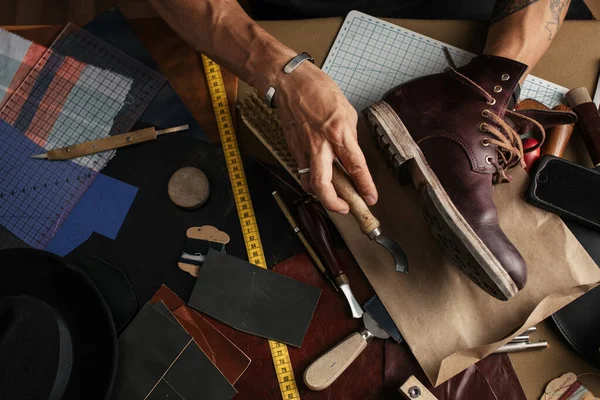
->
[481, 109, 490, 118]
[493, 85, 503, 93]
[487, 98, 496, 106]
[501, 73, 510, 81]
[481, 138, 490, 146]
[479, 123, 487, 132]
[485, 155, 493, 164]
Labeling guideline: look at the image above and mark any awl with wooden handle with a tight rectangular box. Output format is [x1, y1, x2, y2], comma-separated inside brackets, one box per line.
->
[331, 160, 409, 273]
[31, 124, 189, 160]
[295, 197, 364, 318]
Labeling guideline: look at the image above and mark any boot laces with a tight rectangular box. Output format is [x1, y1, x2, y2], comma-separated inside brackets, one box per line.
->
[447, 68, 545, 183]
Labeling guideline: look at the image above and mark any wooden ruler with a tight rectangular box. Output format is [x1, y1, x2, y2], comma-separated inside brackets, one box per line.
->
[201, 55, 301, 400]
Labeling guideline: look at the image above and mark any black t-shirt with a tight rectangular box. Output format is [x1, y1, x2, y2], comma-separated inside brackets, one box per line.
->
[249, 0, 591, 21]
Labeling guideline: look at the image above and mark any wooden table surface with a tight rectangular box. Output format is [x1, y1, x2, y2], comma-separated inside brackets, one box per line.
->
[4, 14, 600, 400]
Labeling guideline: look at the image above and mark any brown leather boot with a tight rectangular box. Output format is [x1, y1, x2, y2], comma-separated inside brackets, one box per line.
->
[364, 55, 576, 300]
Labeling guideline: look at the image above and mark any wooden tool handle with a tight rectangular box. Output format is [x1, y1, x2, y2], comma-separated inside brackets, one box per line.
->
[566, 87, 600, 165]
[331, 160, 380, 235]
[296, 197, 346, 278]
[46, 127, 157, 160]
[541, 104, 575, 158]
[303, 331, 368, 391]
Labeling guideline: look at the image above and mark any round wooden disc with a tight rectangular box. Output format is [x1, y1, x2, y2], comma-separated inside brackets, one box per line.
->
[168, 167, 210, 209]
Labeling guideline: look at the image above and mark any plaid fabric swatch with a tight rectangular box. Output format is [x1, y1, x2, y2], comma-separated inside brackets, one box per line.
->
[0, 23, 165, 249]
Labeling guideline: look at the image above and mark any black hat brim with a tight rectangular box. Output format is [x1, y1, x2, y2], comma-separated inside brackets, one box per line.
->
[0, 248, 117, 400]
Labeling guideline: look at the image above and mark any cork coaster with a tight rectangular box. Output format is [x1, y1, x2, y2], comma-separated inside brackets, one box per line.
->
[168, 167, 210, 208]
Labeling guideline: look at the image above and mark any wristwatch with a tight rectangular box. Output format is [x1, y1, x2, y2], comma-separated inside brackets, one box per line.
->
[265, 52, 314, 108]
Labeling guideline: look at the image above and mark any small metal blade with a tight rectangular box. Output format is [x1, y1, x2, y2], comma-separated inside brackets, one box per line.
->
[339, 283, 364, 318]
[363, 313, 389, 340]
[374, 234, 409, 274]
[156, 124, 190, 135]
[30, 153, 48, 159]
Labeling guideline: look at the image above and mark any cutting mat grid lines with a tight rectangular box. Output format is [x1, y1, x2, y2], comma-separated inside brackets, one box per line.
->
[0, 23, 165, 250]
[323, 11, 567, 112]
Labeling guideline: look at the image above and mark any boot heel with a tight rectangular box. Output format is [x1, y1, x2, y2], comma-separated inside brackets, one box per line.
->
[364, 101, 418, 185]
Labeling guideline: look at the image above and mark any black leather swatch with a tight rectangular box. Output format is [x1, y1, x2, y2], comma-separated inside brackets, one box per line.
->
[112, 303, 190, 400]
[189, 249, 321, 347]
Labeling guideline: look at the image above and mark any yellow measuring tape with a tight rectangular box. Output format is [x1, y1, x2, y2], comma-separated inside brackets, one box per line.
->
[201, 55, 301, 400]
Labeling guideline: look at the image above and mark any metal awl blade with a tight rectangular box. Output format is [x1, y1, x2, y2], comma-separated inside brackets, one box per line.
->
[30, 153, 48, 159]
[372, 229, 409, 273]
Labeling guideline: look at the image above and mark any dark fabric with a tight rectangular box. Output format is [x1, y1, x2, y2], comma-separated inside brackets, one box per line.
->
[66, 239, 138, 333]
[0, 249, 117, 400]
[84, 134, 301, 305]
[249, 0, 592, 20]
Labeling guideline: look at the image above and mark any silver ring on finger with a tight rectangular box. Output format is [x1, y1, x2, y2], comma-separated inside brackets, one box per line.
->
[297, 168, 311, 175]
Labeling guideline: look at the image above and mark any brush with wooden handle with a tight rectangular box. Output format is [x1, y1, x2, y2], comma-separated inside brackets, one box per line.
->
[239, 92, 408, 273]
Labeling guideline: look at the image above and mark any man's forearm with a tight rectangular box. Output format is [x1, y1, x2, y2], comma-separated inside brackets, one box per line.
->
[484, 0, 571, 78]
[149, 0, 295, 94]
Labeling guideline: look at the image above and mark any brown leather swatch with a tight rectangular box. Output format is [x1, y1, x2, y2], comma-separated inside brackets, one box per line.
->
[150, 285, 250, 385]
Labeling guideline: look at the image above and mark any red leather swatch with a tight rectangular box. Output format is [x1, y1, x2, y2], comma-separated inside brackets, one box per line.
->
[150, 285, 250, 384]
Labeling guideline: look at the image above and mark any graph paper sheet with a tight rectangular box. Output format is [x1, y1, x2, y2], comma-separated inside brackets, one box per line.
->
[323, 11, 568, 112]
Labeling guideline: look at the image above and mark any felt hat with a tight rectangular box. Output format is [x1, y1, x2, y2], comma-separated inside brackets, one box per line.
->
[0, 248, 117, 400]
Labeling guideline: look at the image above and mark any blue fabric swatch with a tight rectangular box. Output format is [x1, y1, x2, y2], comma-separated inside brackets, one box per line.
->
[0, 119, 94, 248]
[45, 173, 138, 256]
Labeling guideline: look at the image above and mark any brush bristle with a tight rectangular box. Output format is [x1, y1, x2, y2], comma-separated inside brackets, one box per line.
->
[238, 92, 301, 184]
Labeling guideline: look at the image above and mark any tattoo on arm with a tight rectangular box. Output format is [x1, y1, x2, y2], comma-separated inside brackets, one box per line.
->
[545, 0, 570, 40]
[491, 0, 540, 23]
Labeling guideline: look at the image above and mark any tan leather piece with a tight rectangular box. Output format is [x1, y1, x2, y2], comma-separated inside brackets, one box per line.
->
[150, 285, 251, 385]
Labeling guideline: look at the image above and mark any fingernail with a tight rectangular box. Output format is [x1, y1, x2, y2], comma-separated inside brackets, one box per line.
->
[365, 196, 376, 206]
[339, 208, 349, 215]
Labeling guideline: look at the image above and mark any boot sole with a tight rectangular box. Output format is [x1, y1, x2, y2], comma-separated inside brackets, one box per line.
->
[364, 101, 518, 301]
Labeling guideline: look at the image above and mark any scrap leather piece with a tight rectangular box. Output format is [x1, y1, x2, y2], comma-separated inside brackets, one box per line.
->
[150, 285, 251, 385]
[112, 302, 191, 400]
[384, 340, 527, 400]
[189, 249, 321, 347]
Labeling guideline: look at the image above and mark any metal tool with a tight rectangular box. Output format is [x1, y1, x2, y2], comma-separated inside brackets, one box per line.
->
[363, 294, 403, 343]
[304, 312, 389, 391]
[510, 334, 530, 343]
[202, 55, 300, 399]
[31, 125, 189, 160]
[272, 191, 339, 292]
[295, 197, 363, 318]
[494, 340, 547, 354]
[331, 160, 409, 273]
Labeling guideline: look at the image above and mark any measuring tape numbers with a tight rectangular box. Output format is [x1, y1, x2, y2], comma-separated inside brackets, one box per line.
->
[201, 55, 301, 400]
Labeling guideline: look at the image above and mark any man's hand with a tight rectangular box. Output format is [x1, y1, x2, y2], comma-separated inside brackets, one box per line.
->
[274, 62, 378, 214]
[148, 0, 377, 214]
